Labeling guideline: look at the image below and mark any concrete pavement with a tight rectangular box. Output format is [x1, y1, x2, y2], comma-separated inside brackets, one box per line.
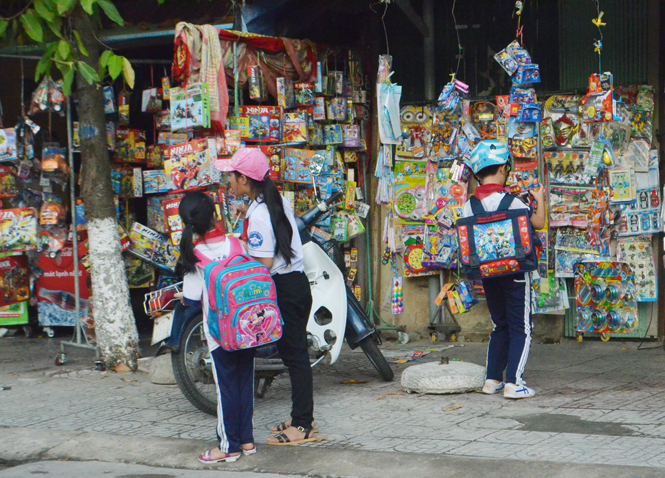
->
[1, 334, 665, 476]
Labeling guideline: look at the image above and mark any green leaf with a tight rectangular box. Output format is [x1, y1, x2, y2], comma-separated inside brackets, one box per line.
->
[46, 16, 62, 38]
[35, 55, 52, 82]
[0, 21, 9, 39]
[56, 0, 76, 15]
[96, 0, 124, 26]
[58, 39, 71, 60]
[107, 53, 123, 80]
[35, 43, 58, 81]
[122, 57, 134, 89]
[73, 30, 88, 56]
[20, 10, 44, 43]
[77, 61, 100, 85]
[100, 49, 112, 68]
[34, 0, 55, 23]
[80, 0, 96, 15]
[62, 66, 75, 97]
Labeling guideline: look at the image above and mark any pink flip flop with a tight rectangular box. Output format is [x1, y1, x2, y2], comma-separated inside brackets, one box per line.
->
[197, 449, 241, 463]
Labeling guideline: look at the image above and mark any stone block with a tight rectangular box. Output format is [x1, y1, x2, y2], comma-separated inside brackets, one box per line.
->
[401, 361, 486, 394]
[149, 354, 176, 385]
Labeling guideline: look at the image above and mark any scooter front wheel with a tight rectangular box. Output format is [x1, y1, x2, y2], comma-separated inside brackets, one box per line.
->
[359, 335, 394, 382]
[171, 315, 217, 416]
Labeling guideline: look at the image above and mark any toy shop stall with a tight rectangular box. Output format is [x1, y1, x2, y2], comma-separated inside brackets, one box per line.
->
[0, 19, 377, 346]
[371, 0, 664, 344]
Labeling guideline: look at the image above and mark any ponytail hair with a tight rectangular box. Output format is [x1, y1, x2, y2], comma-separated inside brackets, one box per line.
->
[178, 191, 217, 274]
[237, 172, 295, 265]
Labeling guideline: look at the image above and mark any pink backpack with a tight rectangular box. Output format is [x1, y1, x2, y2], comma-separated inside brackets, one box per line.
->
[195, 237, 282, 351]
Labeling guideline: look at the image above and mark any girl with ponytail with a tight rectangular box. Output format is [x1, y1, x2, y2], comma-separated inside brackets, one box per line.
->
[178, 192, 257, 464]
[217, 148, 316, 446]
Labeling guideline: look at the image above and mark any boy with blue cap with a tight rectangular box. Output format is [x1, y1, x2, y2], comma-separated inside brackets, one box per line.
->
[463, 140, 545, 399]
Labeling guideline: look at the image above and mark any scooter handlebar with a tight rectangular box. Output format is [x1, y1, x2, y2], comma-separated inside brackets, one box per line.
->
[325, 191, 344, 207]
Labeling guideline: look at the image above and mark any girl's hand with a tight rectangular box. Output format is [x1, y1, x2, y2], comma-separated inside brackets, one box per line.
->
[174, 292, 185, 305]
[233, 204, 249, 220]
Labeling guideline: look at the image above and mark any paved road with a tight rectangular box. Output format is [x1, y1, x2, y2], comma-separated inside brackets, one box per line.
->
[1, 335, 665, 473]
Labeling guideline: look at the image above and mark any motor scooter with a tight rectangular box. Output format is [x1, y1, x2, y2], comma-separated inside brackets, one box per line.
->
[148, 185, 393, 417]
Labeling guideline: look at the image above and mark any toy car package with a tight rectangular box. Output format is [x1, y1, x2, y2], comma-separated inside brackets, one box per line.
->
[163, 138, 216, 191]
[456, 194, 539, 280]
[128, 222, 180, 273]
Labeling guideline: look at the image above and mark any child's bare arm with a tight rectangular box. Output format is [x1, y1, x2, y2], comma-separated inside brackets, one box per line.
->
[529, 187, 546, 230]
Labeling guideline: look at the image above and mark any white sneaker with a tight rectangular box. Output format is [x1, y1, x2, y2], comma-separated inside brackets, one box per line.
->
[482, 379, 505, 395]
[504, 382, 535, 399]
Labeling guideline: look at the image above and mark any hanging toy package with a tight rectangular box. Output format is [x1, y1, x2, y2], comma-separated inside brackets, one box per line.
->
[118, 90, 131, 126]
[575, 262, 638, 334]
[392, 276, 404, 315]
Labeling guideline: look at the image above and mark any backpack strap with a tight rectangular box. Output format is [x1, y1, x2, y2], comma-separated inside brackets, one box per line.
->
[469, 196, 486, 215]
[194, 248, 212, 268]
[497, 193, 516, 211]
[228, 237, 244, 258]
[193, 237, 243, 268]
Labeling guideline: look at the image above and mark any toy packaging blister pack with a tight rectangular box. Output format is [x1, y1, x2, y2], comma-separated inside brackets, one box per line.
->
[616, 236, 657, 302]
[574, 262, 638, 334]
[397, 106, 432, 158]
[424, 162, 466, 229]
[393, 160, 427, 224]
[400, 224, 437, 277]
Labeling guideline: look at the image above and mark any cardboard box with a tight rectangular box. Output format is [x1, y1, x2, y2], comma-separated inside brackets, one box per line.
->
[163, 138, 216, 191]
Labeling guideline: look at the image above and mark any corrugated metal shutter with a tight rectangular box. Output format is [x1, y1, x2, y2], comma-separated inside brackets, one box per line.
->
[559, 0, 648, 90]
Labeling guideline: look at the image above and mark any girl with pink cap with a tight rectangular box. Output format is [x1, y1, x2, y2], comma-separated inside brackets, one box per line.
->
[217, 148, 317, 446]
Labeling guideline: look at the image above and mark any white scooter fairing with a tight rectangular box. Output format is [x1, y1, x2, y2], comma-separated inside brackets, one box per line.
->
[302, 241, 347, 364]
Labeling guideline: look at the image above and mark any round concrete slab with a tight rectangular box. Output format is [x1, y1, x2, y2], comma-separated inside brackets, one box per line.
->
[401, 361, 486, 394]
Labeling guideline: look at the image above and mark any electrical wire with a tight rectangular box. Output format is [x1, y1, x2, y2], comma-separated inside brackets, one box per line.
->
[637, 302, 663, 351]
[451, 0, 462, 79]
[369, 1, 391, 56]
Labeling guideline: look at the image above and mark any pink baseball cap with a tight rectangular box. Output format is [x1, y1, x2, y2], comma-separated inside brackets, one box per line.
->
[214, 148, 270, 182]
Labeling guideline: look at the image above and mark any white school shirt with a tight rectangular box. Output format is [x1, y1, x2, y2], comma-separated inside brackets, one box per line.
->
[462, 191, 528, 217]
[463, 191, 538, 282]
[245, 195, 305, 275]
[183, 235, 237, 352]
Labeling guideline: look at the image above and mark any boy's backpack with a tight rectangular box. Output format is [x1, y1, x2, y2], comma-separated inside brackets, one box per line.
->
[195, 237, 282, 351]
[456, 194, 540, 280]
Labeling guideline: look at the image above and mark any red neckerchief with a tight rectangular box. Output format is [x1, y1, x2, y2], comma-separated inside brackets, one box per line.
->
[194, 223, 226, 247]
[474, 183, 508, 200]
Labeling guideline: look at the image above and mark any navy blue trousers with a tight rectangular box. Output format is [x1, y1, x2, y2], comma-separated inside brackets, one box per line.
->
[482, 273, 532, 385]
[210, 346, 255, 454]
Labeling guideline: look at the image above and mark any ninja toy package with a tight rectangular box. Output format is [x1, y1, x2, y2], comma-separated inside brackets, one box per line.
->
[128, 222, 180, 273]
[163, 138, 216, 191]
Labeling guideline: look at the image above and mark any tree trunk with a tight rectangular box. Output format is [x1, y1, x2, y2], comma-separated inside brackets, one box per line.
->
[74, 12, 139, 371]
